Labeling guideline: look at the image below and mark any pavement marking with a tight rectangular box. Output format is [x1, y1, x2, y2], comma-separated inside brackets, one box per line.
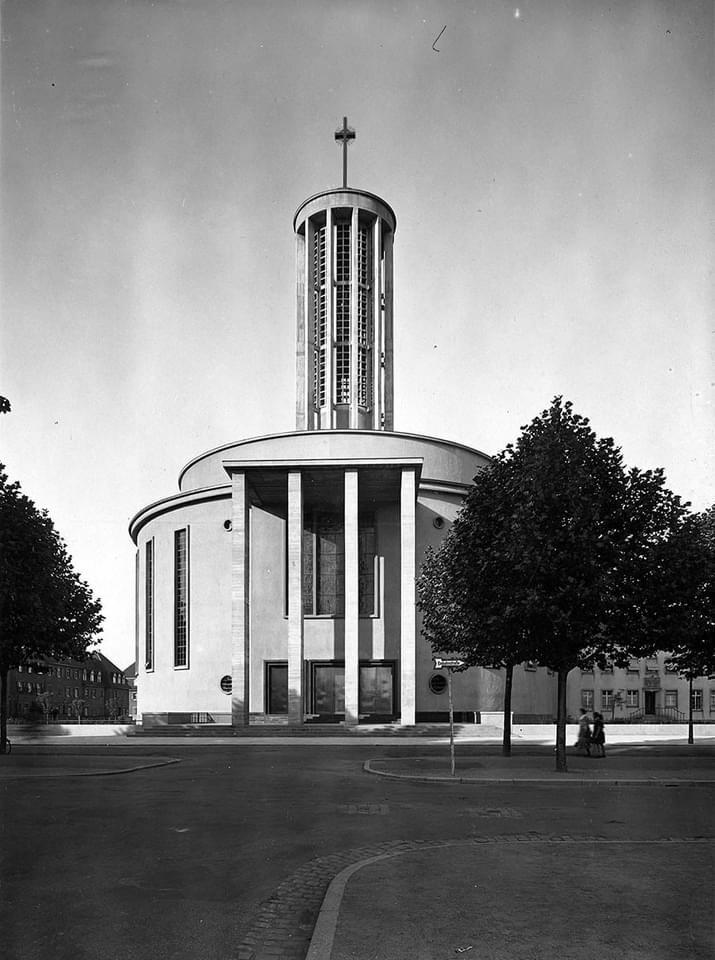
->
[337, 802, 389, 815]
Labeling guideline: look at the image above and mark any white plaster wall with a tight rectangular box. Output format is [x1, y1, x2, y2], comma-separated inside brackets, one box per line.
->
[136, 497, 232, 718]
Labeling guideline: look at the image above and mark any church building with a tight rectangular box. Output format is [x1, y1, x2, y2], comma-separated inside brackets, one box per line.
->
[129, 121, 556, 728]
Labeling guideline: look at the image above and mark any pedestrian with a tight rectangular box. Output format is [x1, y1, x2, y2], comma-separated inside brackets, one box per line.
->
[591, 711, 606, 757]
[576, 708, 592, 756]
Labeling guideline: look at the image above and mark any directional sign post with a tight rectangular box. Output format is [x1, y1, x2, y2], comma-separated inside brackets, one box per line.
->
[433, 657, 467, 776]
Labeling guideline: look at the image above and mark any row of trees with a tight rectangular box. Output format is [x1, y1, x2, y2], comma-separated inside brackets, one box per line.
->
[0, 444, 104, 753]
[417, 398, 714, 771]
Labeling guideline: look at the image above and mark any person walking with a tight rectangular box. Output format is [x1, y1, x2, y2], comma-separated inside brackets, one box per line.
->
[591, 711, 606, 757]
[576, 708, 592, 756]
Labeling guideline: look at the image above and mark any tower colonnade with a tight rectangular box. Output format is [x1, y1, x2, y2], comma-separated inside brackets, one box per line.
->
[294, 189, 396, 432]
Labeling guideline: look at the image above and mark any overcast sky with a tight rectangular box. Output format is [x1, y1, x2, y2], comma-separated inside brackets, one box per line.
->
[2, 0, 712, 669]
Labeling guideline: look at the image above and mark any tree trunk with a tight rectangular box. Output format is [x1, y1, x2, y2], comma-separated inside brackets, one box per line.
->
[688, 676, 694, 745]
[555, 668, 568, 772]
[502, 663, 513, 757]
[0, 666, 8, 756]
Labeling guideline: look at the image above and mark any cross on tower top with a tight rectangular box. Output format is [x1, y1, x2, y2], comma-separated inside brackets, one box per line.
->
[334, 117, 355, 188]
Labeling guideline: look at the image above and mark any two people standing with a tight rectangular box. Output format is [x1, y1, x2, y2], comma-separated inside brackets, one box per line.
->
[576, 709, 606, 757]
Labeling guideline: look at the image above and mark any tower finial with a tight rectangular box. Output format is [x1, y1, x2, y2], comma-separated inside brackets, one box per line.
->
[334, 117, 355, 188]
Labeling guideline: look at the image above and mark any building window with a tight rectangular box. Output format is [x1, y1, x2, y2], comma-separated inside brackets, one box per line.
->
[312, 225, 327, 409]
[600, 662, 613, 674]
[145, 539, 154, 670]
[429, 674, 448, 695]
[357, 224, 372, 408]
[664, 661, 678, 673]
[627, 660, 640, 674]
[524, 661, 537, 672]
[601, 690, 614, 710]
[626, 689, 639, 708]
[581, 689, 594, 710]
[580, 666, 593, 675]
[691, 689, 703, 712]
[174, 528, 189, 668]
[302, 512, 376, 617]
[335, 221, 351, 404]
[645, 659, 659, 674]
[664, 689, 678, 709]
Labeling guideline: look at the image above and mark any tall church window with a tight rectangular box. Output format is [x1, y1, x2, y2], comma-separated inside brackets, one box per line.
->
[145, 539, 154, 671]
[174, 528, 189, 667]
[357, 225, 372, 408]
[312, 226, 327, 409]
[301, 512, 376, 616]
[335, 221, 351, 403]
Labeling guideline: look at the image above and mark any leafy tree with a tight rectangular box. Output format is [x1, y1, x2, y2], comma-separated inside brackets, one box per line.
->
[418, 398, 689, 771]
[419, 469, 539, 756]
[0, 465, 103, 753]
[658, 508, 715, 743]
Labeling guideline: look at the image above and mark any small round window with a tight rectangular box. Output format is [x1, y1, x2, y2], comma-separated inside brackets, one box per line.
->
[429, 674, 447, 695]
[220, 675, 232, 694]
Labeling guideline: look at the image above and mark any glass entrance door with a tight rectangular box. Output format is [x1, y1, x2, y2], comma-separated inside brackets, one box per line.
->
[359, 664, 394, 719]
[313, 665, 345, 717]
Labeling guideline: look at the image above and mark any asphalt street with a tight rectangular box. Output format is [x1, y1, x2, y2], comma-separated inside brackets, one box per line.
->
[1, 742, 713, 960]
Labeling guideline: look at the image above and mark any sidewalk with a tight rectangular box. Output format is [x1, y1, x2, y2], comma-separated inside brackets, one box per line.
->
[305, 750, 715, 960]
[309, 834, 714, 960]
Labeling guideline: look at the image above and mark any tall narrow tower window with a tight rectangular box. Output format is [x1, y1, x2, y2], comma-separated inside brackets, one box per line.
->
[174, 528, 189, 668]
[312, 226, 327, 409]
[357, 225, 372, 408]
[335, 221, 351, 403]
[145, 539, 154, 671]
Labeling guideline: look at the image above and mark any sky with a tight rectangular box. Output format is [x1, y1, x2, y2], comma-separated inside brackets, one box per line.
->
[2, 0, 713, 670]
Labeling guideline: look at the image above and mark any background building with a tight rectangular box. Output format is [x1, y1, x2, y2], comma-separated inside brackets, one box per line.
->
[7, 652, 130, 723]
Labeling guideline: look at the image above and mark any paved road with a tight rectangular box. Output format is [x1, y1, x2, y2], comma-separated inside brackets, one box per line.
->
[1, 742, 712, 960]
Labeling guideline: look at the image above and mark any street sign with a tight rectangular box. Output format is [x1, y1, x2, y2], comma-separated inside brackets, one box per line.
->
[433, 657, 466, 670]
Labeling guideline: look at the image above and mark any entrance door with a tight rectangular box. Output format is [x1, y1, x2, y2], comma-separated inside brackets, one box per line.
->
[359, 665, 394, 720]
[266, 663, 288, 714]
[644, 691, 656, 716]
[313, 665, 345, 717]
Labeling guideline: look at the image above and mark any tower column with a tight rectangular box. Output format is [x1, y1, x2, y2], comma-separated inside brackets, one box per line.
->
[287, 470, 304, 724]
[372, 216, 382, 431]
[231, 472, 249, 726]
[383, 228, 394, 431]
[344, 470, 359, 724]
[400, 467, 416, 725]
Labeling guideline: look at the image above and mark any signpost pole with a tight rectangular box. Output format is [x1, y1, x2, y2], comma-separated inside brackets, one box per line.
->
[448, 668, 455, 776]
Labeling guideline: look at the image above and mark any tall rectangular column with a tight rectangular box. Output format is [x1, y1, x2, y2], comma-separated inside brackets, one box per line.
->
[231, 472, 249, 726]
[344, 470, 359, 725]
[400, 468, 417, 725]
[287, 471, 304, 724]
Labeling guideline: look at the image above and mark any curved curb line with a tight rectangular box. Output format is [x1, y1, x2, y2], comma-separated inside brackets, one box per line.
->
[363, 759, 714, 787]
[304, 850, 408, 960]
[0, 757, 182, 780]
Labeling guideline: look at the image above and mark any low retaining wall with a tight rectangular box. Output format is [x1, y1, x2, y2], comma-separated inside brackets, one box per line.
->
[9, 724, 132, 739]
[514, 723, 715, 739]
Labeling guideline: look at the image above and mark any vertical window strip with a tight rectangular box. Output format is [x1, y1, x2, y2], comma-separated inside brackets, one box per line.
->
[335, 222, 351, 403]
[313, 226, 327, 408]
[174, 529, 188, 667]
[357, 225, 372, 408]
[145, 540, 154, 670]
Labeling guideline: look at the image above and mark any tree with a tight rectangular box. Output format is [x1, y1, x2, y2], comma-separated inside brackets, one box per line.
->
[0, 465, 103, 753]
[418, 470, 539, 756]
[658, 508, 715, 743]
[418, 398, 689, 771]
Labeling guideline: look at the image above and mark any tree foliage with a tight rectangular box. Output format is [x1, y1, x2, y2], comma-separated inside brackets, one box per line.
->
[0, 464, 103, 751]
[417, 398, 691, 771]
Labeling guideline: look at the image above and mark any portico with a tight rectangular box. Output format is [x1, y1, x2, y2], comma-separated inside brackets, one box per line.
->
[226, 457, 421, 726]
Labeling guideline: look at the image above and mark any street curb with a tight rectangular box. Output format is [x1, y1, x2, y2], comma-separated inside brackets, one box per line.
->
[0, 757, 181, 780]
[304, 851, 405, 960]
[363, 759, 715, 787]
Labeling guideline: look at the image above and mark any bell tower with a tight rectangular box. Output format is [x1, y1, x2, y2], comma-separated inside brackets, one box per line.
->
[294, 119, 396, 431]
